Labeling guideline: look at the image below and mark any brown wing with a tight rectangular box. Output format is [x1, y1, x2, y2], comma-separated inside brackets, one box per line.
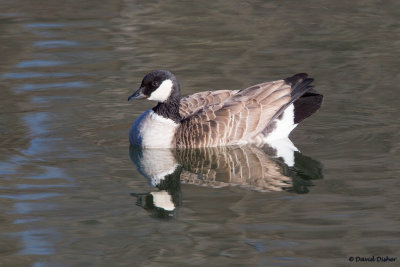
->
[176, 80, 292, 148]
[179, 90, 238, 119]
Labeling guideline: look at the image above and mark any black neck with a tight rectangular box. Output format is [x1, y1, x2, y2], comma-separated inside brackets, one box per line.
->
[152, 78, 182, 123]
[152, 98, 181, 123]
[152, 80, 182, 123]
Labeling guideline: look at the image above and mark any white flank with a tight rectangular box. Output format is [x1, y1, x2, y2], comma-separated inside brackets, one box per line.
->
[130, 109, 178, 148]
[148, 79, 173, 102]
[266, 138, 299, 167]
[265, 104, 298, 142]
[150, 191, 175, 211]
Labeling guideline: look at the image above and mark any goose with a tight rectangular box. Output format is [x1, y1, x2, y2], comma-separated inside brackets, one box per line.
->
[128, 70, 323, 148]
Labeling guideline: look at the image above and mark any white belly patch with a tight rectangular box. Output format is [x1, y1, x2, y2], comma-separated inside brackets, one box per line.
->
[130, 110, 179, 148]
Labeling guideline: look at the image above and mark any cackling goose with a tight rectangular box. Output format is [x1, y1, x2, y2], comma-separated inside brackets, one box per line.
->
[128, 70, 323, 148]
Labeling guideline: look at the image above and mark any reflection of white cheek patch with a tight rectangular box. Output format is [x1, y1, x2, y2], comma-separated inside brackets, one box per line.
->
[148, 79, 173, 102]
[150, 191, 175, 211]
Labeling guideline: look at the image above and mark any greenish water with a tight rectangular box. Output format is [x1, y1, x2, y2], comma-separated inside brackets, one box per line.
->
[1, 0, 399, 266]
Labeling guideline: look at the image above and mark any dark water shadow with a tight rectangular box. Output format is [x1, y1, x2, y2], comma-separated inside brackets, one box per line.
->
[129, 144, 323, 219]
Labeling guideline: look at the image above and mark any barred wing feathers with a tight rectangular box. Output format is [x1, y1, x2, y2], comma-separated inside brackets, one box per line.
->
[176, 80, 292, 148]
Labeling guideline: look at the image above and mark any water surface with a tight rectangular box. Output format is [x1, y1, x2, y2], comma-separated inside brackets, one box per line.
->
[1, 0, 399, 266]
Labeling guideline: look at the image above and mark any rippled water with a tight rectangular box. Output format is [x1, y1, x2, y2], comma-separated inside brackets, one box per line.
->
[1, 0, 399, 266]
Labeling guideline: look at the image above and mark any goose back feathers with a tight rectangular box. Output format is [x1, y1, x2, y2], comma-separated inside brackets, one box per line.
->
[128, 71, 323, 148]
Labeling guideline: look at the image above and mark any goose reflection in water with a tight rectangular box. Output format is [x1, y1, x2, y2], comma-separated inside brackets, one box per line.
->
[129, 143, 323, 218]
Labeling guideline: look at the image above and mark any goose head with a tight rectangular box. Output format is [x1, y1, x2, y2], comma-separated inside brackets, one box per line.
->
[128, 70, 181, 103]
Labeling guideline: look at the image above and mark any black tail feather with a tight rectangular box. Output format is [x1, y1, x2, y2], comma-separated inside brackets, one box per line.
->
[293, 92, 323, 124]
[267, 73, 323, 125]
[284, 73, 323, 124]
[284, 73, 315, 101]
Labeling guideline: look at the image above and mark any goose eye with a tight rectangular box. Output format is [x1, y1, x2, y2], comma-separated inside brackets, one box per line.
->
[152, 81, 159, 87]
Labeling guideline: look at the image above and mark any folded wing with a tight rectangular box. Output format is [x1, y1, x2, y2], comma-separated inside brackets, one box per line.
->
[176, 80, 292, 148]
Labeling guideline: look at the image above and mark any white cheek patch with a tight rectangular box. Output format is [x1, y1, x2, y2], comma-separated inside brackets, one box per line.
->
[148, 79, 173, 102]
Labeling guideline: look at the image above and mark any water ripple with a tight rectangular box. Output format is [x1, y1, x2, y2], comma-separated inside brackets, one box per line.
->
[11, 228, 59, 255]
[15, 81, 90, 93]
[14, 217, 44, 224]
[13, 202, 58, 214]
[24, 23, 64, 28]
[34, 40, 79, 48]
[0, 192, 62, 200]
[16, 60, 66, 68]
[3, 72, 74, 79]
[14, 184, 72, 189]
